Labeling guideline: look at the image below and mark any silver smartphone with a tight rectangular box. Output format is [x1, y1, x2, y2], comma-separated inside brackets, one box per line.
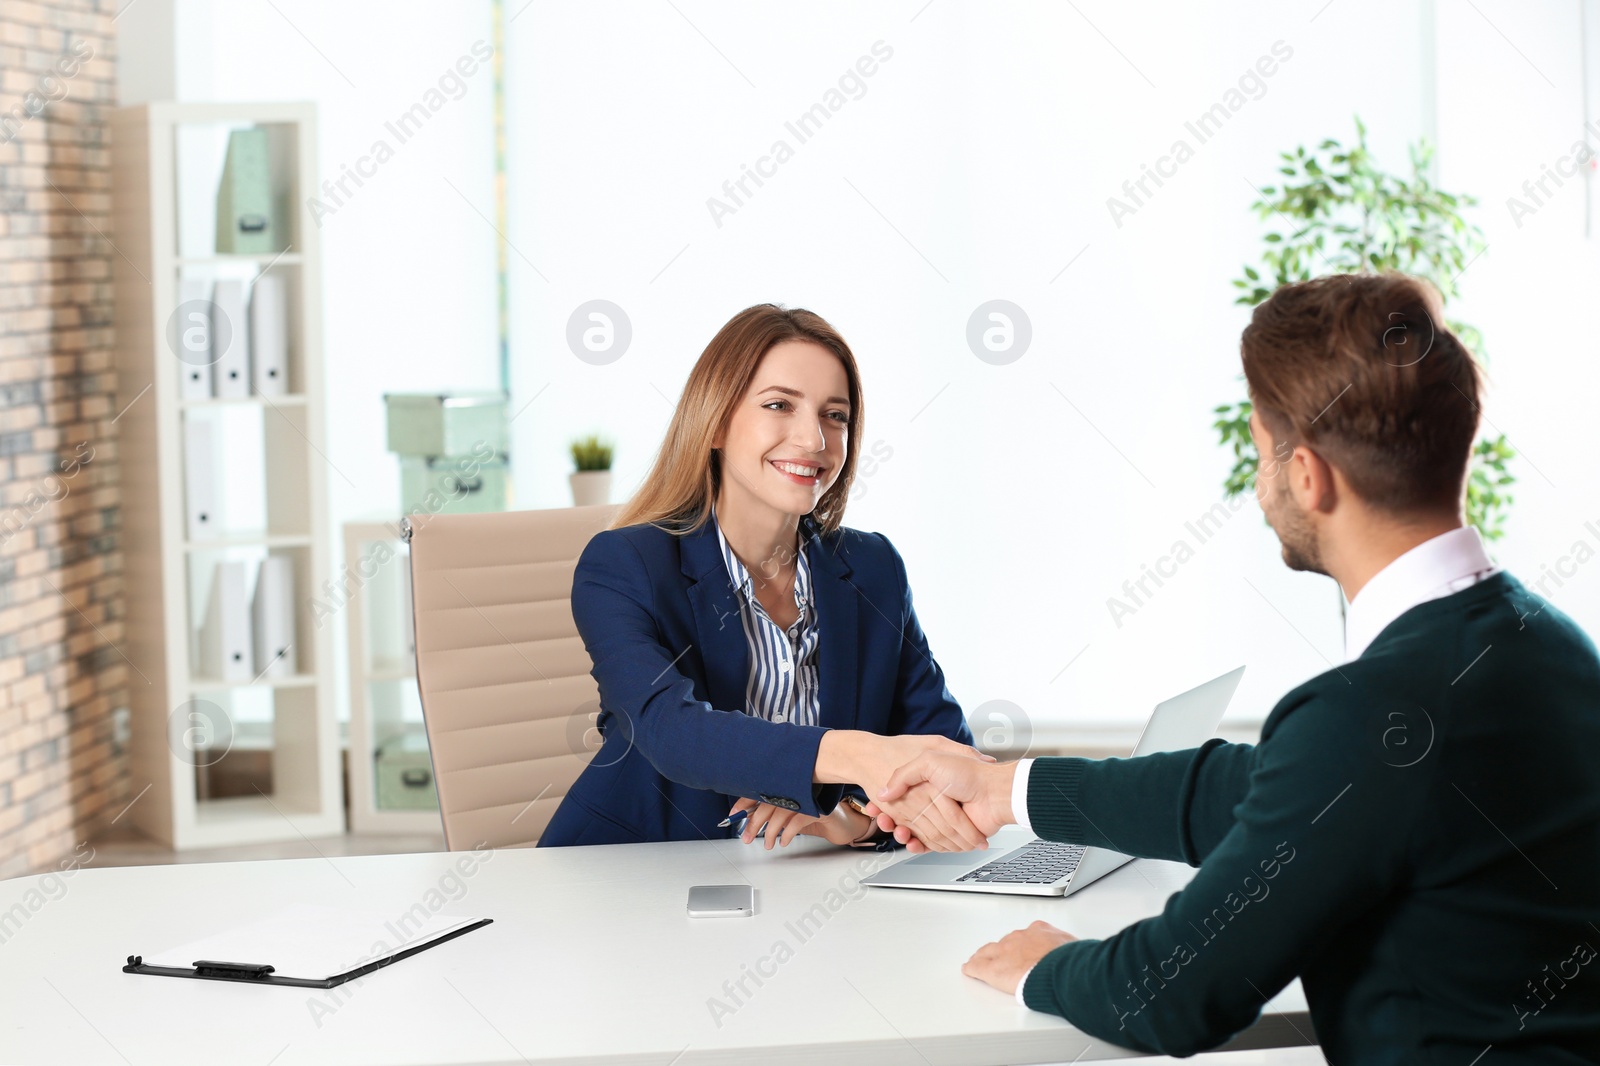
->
[687, 884, 755, 918]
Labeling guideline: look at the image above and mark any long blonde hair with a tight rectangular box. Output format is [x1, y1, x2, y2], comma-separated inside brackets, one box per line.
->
[614, 304, 864, 536]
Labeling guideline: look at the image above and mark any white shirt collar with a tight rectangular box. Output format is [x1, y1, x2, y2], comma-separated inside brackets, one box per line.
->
[1343, 525, 1498, 661]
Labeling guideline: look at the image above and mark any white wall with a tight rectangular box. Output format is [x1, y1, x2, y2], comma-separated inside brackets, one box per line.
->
[505, 0, 1570, 735]
[126, 0, 1600, 738]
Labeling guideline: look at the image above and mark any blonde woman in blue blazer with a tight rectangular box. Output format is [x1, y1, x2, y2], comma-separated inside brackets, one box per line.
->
[540, 304, 991, 850]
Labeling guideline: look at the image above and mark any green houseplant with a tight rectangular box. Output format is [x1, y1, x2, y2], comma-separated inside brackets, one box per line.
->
[569, 434, 613, 507]
[1214, 116, 1515, 540]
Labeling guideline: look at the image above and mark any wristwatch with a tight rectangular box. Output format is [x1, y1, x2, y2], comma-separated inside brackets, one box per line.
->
[839, 794, 883, 847]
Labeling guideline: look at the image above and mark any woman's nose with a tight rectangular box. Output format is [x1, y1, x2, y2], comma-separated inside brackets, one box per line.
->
[794, 417, 825, 452]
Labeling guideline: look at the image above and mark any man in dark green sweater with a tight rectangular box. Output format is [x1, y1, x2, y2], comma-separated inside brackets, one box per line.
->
[869, 274, 1600, 1062]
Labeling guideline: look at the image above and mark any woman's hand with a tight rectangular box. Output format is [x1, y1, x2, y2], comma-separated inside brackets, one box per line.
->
[815, 731, 997, 852]
[728, 797, 873, 849]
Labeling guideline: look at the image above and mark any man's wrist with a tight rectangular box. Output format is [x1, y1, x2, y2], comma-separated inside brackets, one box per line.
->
[1008, 758, 1034, 832]
[1014, 963, 1036, 1008]
[992, 759, 1019, 826]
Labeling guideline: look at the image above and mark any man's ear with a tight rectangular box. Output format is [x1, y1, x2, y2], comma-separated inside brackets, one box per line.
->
[1290, 444, 1338, 514]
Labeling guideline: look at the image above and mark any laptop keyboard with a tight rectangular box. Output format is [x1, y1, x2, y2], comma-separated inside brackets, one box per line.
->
[955, 839, 1086, 884]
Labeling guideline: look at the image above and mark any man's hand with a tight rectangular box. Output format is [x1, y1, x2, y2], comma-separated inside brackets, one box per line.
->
[864, 752, 1018, 853]
[814, 732, 998, 852]
[872, 779, 992, 852]
[963, 920, 1078, 995]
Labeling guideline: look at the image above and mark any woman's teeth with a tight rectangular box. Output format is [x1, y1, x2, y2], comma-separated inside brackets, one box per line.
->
[773, 461, 819, 480]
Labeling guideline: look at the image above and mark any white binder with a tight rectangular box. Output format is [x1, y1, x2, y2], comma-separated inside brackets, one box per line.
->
[249, 273, 289, 396]
[200, 560, 253, 682]
[211, 278, 251, 399]
[183, 417, 217, 541]
[252, 555, 296, 677]
[176, 278, 215, 400]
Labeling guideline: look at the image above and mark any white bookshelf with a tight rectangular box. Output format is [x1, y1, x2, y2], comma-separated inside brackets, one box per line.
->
[110, 102, 344, 849]
[343, 520, 440, 834]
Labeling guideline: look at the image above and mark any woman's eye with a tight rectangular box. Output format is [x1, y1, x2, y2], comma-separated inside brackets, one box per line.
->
[828, 411, 849, 423]
[763, 400, 789, 412]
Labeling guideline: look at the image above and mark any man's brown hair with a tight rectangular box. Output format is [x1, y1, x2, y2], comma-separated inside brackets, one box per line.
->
[1241, 272, 1482, 515]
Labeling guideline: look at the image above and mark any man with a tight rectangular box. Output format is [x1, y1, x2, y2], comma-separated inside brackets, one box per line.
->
[868, 273, 1600, 1062]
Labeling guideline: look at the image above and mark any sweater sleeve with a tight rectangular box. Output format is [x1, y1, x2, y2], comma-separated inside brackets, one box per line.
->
[1021, 692, 1422, 1057]
[1025, 738, 1256, 865]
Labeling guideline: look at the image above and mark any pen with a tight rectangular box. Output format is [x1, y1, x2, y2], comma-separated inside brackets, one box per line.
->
[717, 809, 765, 836]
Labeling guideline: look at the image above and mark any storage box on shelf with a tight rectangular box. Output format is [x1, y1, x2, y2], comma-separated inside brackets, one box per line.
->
[110, 102, 343, 848]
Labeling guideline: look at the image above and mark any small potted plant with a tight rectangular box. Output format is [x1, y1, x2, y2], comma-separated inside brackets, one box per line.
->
[569, 434, 613, 506]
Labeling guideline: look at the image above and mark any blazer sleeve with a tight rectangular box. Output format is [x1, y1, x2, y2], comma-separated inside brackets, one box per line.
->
[875, 533, 975, 747]
[571, 529, 830, 816]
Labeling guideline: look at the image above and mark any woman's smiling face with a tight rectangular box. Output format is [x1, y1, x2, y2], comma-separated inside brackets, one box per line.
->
[714, 340, 851, 520]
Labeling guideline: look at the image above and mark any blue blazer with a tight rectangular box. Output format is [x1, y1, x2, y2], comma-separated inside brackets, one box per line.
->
[538, 515, 974, 846]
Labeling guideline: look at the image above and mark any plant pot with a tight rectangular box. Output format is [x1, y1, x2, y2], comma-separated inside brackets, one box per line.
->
[569, 470, 611, 506]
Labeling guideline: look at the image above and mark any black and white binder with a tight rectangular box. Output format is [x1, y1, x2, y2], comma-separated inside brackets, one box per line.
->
[200, 560, 252, 682]
[183, 417, 217, 541]
[124, 903, 492, 989]
[176, 278, 215, 400]
[251, 555, 295, 678]
[211, 278, 250, 399]
[249, 272, 289, 396]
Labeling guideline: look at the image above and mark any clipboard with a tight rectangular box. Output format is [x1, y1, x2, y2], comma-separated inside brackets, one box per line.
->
[123, 904, 493, 989]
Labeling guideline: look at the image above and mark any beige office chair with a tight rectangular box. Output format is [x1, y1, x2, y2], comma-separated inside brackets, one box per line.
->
[405, 504, 618, 850]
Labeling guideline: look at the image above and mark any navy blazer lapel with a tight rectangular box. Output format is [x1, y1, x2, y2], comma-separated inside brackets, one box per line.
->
[680, 521, 750, 715]
[805, 519, 860, 731]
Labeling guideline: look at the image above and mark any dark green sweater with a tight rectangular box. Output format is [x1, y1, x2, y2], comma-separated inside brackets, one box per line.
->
[1022, 572, 1600, 1063]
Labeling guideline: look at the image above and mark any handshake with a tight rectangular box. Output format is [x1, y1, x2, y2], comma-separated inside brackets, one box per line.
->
[818, 731, 1022, 853]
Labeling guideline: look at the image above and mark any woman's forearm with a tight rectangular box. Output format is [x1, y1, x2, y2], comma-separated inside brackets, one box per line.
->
[814, 729, 867, 784]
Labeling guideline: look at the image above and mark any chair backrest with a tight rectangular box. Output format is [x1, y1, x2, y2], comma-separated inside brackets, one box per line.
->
[406, 504, 618, 850]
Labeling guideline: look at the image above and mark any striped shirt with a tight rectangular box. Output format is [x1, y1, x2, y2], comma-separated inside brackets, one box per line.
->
[713, 515, 821, 728]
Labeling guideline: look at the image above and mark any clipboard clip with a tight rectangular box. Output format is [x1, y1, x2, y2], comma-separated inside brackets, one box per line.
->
[126, 955, 275, 980]
[193, 960, 276, 980]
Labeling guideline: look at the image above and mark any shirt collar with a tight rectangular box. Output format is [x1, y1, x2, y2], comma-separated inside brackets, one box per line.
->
[1343, 525, 1498, 661]
[711, 508, 812, 613]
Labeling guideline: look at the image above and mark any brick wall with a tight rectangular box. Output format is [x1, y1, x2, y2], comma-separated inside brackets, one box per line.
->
[0, 0, 126, 880]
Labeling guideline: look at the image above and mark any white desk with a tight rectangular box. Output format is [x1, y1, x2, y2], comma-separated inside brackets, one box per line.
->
[0, 837, 1313, 1064]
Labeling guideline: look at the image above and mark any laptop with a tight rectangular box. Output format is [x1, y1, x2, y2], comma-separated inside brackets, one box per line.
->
[861, 666, 1245, 897]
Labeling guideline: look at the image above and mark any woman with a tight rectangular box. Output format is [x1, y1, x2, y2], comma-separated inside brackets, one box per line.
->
[539, 304, 988, 851]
